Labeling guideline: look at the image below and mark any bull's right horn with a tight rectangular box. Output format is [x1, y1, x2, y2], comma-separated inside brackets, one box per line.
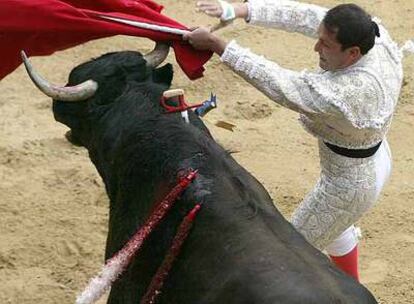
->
[143, 42, 170, 68]
[20, 51, 98, 102]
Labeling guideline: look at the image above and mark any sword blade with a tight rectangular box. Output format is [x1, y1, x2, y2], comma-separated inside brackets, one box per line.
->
[98, 15, 190, 36]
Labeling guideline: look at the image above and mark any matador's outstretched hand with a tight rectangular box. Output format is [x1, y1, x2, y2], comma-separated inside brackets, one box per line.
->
[196, 0, 248, 21]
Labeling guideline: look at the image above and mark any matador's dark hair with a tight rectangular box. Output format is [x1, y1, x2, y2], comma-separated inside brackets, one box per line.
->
[323, 4, 380, 55]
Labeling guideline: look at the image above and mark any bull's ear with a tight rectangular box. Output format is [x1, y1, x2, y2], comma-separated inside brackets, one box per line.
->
[152, 63, 173, 86]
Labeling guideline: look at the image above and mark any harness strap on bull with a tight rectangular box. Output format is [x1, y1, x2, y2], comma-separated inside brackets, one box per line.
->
[76, 169, 198, 304]
[140, 203, 202, 304]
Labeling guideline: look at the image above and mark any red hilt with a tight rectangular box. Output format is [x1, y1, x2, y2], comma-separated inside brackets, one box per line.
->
[160, 89, 204, 113]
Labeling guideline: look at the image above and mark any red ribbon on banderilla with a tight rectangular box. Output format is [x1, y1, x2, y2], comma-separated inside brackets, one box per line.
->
[76, 169, 199, 304]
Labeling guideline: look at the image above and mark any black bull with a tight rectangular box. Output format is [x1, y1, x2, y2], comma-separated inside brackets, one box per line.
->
[27, 50, 377, 304]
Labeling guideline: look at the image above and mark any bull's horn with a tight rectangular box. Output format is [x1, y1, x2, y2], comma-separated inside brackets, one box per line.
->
[20, 50, 98, 102]
[143, 42, 170, 68]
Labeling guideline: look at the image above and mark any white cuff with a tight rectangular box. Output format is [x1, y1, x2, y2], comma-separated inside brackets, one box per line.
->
[219, 0, 236, 21]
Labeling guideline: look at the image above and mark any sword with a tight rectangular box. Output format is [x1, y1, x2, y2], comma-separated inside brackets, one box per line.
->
[97, 15, 230, 35]
[97, 15, 190, 35]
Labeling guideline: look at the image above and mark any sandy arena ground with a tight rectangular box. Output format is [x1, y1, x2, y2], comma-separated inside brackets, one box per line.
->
[0, 0, 413, 303]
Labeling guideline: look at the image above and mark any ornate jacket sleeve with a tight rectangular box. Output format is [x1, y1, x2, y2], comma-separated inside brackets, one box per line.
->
[246, 0, 327, 38]
[221, 41, 386, 129]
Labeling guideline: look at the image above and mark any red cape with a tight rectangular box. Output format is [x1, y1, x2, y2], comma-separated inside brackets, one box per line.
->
[0, 0, 212, 80]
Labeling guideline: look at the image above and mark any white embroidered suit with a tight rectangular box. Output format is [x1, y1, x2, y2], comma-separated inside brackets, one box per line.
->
[220, 0, 403, 252]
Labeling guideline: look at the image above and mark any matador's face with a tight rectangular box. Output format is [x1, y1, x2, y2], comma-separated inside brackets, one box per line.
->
[314, 23, 362, 71]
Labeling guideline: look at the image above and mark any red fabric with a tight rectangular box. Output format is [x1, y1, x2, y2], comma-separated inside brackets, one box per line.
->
[330, 245, 359, 281]
[0, 0, 212, 80]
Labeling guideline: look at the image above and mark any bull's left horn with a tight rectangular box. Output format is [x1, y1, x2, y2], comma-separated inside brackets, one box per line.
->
[143, 42, 170, 68]
[20, 51, 98, 102]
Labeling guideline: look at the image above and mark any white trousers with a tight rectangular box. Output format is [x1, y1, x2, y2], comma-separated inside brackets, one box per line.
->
[326, 140, 392, 256]
[292, 140, 392, 256]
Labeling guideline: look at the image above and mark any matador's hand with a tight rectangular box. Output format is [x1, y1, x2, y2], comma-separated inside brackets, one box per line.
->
[183, 27, 228, 55]
[196, 0, 236, 21]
